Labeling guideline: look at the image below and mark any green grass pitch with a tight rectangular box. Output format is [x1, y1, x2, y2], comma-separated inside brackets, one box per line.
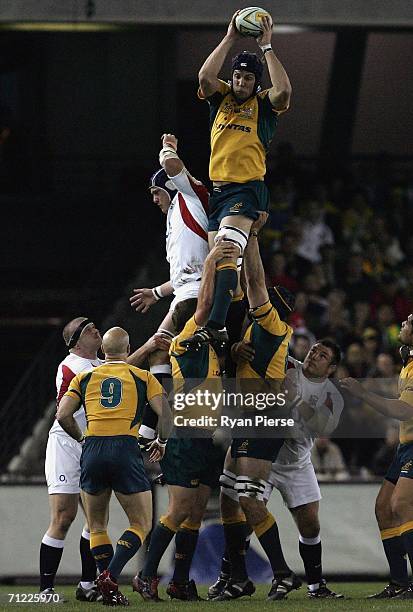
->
[1, 583, 412, 611]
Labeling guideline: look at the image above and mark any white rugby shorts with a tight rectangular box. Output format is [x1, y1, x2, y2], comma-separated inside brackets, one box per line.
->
[45, 433, 82, 494]
[264, 461, 321, 509]
[169, 281, 200, 312]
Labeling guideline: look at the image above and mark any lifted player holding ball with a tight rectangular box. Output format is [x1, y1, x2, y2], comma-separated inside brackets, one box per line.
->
[183, 9, 291, 351]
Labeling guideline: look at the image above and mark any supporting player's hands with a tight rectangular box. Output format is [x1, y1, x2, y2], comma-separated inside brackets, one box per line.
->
[147, 438, 167, 463]
[208, 239, 239, 263]
[226, 10, 242, 41]
[145, 332, 172, 353]
[162, 133, 178, 151]
[256, 14, 273, 47]
[231, 340, 255, 363]
[339, 377, 367, 399]
[250, 211, 269, 235]
[282, 370, 301, 404]
[130, 288, 157, 313]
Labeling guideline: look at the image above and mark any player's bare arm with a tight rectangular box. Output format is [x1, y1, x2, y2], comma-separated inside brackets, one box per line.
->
[243, 212, 269, 308]
[146, 392, 172, 462]
[195, 241, 239, 324]
[257, 16, 292, 111]
[198, 11, 242, 98]
[56, 395, 84, 442]
[159, 133, 184, 177]
[127, 332, 172, 367]
[130, 280, 173, 313]
[341, 377, 413, 420]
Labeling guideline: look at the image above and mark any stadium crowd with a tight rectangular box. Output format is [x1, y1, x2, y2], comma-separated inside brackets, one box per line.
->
[260, 145, 412, 476]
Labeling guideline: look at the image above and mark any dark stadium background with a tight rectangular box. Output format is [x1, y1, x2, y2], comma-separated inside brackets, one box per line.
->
[1, 0, 413, 586]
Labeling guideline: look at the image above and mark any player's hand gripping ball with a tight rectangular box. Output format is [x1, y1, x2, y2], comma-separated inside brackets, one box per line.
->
[235, 6, 272, 37]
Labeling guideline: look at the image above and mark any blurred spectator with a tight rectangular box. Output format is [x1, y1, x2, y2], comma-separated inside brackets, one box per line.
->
[352, 301, 373, 338]
[375, 304, 400, 351]
[276, 231, 308, 279]
[296, 200, 335, 264]
[361, 327, 381, 370]
[265, 251, 298, 293]
[290, 333, 312, 362]
[368, 352, 396, 379]
[311, 437, 349, 480]
[340, 254, 377, 304]
[343, 342, 369, 378]
[289, 291, 309, 330]
[372, 424, 399, 476]
[319, 289, 351, 346]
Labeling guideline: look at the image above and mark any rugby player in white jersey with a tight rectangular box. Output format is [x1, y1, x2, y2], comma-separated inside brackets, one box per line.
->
[265, 340, 344, 599]
[129, 134, 209, 440]
[212, 339, 345, 600]
[40, 317, 103, 601]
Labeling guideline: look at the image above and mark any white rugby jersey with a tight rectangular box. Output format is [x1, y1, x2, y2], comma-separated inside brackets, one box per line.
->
[166, 169, 209, 291]
[49, 353, 103, 436]
[274, 356, 344, 468]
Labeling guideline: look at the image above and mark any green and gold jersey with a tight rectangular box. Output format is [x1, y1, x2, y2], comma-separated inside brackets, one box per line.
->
[170, 316, 222, 427]
[199, 80, 281, 183]
[65, 361, 163, 437]
[237, 301, 292, 387]
[399, 361, 413, 443]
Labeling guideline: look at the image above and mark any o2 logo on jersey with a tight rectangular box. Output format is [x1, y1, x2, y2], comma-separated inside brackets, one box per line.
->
[100, 377, 123, 408]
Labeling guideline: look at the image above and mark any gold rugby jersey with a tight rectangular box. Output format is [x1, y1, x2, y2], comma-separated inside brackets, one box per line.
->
[399, 360, 413, 443]
[237, 301, 292, 384]
[199, 80, 283, 183]
[170, 316, 222, 426]
[64, 361, 163, 437]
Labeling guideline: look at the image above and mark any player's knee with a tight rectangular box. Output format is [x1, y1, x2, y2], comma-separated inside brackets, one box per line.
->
[219, 470, 239, 503]
[52, 509, 76, 534]
[215, 225, 248, 256]
[391, 494, 411, 522]
[239, 496, 267, 525]
[375, 495, 391, 525]
[298, 520, 320, 539]
[148, 349, 169, 367]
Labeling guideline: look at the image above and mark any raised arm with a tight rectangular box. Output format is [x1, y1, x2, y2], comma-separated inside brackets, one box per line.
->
[341, 377, 413, 420]
[159, 133, 184, 177]
[256, 16, 292, 112]
[243, 213, 269, 308]
[198, 12, 242, 98]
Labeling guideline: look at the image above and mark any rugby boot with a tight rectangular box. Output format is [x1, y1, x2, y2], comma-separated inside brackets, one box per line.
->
[75, 581, 101, 602]
[132, 571, 162, 602]
[307, 579, 344, 599]
[39, 588, 65, 603]
[181, 326, 228, 351]
[166, 579, 203, 601]
[267, 572, 302, 600]
[96, 570, 129, 607]
[368, 582, 409, 599]
[395, 583, 413, 599]
[213, 578, 255, 600]
[207, 573, 230, 600]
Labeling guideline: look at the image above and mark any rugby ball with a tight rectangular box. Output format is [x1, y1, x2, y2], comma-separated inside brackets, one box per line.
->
[235, 6, 271, 38]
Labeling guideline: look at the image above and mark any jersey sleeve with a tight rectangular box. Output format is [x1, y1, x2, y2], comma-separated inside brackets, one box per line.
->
[198, 79, 230, 102]
[169, 169, 209, 224]
[64, 374, 82, 402]
[146, 372, 165, 400]
[258, 88, 289, 115]
[57, 364, 76, 405]
[400, 386, 413, 407]
[250, 301, 289, 336]
[170, 316, 198, 357]
[304, 387, 344, 436]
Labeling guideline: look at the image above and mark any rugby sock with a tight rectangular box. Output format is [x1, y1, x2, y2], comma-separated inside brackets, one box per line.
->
[399, 522, 413, 578]
[172, 523, 199, 583]
[223, 519, 249, 581]
[80, 529, 97, 582]
[90, 531, 114, 573]
[40, 534, 64, 591]
[254, 513, 291, 578]
[142, 516, 177, 578]
[108, 527, 144, 581]
[380, 527, 408, 586]
[207, 264, 238, 329]
[225, 294, 247, 376]
[298, 535, 322, 587]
